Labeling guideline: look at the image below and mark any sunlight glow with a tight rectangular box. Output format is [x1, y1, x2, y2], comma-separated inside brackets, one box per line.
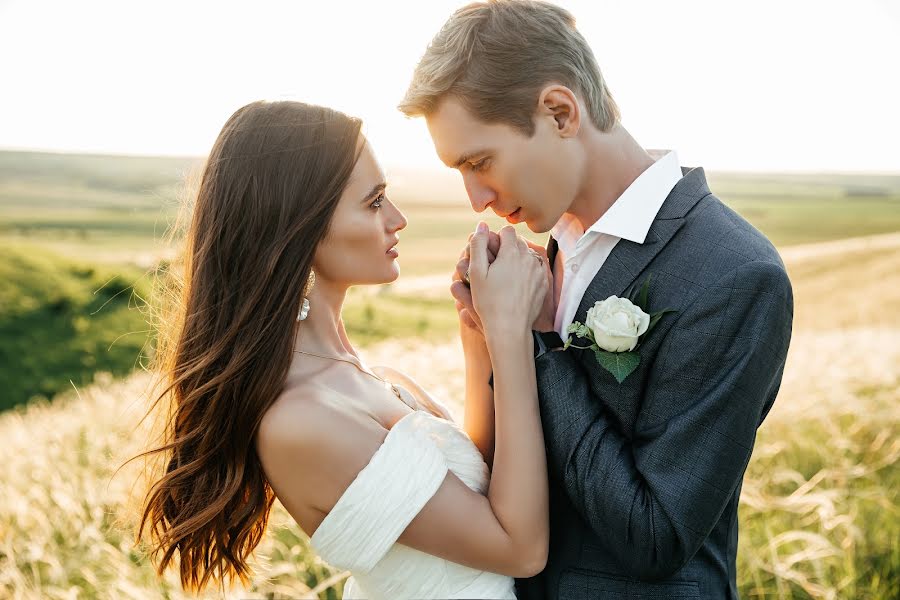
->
[1, 0, 897, 173]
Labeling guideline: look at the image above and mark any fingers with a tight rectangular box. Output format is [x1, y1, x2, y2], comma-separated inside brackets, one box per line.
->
[451, 280, 477, 327]
[461, 233, 475, 268]
[487, 230, 501, 261]
[450, 279, 473, 307]
[517, 235, 529, 253]
[495, 226, 537, 264]
[468, 222, 490, 279]
[524, 239, 548, 258]
[451, 281, 483, 331]
[453, 257, 469, 283]
[464, 230, 499, 263]
[524, 240, 551, 279]
[496, 225, 518, 257]
[459, 308, 481, 331]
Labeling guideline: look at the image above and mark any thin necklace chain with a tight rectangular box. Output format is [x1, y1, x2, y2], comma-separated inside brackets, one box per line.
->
[293, 349, 403, 400]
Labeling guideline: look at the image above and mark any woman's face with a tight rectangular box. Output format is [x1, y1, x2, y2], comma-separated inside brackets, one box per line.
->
[313, 136, 408, 286]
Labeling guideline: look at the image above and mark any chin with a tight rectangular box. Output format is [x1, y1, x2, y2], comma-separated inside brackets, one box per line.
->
[525, 215, 552, 234]
[352, 262, 401, 287]
[381, 262, 401, 284]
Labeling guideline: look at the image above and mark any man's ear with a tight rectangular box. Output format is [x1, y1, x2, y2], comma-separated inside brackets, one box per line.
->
[537, 85, 581, 138]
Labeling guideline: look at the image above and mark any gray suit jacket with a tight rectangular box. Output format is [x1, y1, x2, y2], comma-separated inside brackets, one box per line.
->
[514, 167, 793, 600]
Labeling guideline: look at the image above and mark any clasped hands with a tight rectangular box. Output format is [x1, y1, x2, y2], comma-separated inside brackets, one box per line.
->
[450, 222, 555, 340]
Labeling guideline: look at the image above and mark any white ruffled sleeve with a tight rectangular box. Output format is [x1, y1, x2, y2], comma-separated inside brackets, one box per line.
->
[308, 413, 449, 573]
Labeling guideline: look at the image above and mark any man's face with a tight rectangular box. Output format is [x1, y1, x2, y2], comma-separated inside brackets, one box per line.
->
[426, 97, 580, 233]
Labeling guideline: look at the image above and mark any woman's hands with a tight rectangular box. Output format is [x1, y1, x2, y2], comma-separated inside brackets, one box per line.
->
[468, 223, 548, 341]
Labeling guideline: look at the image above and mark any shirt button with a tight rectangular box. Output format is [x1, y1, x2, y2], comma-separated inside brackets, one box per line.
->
[571, 263, 579, 273]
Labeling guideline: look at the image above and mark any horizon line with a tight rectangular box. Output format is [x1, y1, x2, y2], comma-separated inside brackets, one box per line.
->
[2, 145, 899, 178]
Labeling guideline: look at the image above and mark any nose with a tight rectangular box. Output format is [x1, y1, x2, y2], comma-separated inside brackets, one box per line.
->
[462, 172, 497, 213]
[386, 202, 408, 233]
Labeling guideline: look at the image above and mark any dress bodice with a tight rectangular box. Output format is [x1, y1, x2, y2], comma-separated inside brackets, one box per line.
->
[308, 409, 516, 599]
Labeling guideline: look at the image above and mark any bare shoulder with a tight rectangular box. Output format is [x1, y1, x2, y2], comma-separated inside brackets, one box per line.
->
[255, 386, 389, 535]
[259, 387, 357, 449]
[257, 385, 388, 470]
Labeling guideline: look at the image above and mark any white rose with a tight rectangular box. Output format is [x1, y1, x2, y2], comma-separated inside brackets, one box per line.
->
[585, 296, 650, 353]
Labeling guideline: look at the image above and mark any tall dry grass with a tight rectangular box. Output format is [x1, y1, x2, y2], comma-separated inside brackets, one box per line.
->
[1, 235, 898, 599]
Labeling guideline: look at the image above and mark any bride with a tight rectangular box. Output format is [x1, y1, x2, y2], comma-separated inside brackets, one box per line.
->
[135, 100, 549, 599]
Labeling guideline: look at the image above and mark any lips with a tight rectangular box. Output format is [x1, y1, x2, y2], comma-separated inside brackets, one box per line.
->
[386, 238, 399, 257]
[505, 208, 523, 224]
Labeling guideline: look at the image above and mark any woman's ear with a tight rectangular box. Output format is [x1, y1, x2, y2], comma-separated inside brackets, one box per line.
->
[537, 85, 581, 138]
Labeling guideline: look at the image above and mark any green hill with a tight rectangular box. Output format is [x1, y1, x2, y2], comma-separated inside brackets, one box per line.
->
[0, 244, 152, 411]
[0, 242, 462, 412]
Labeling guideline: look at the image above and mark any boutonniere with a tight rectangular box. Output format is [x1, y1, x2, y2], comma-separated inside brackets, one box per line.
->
[564, 274, 677, 383]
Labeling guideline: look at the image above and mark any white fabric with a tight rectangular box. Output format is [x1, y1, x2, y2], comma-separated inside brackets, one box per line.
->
[309, 409, 516, 599]
[551, 150, 683, 339]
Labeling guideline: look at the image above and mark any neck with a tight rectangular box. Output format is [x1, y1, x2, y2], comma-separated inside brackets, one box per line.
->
[568, 123, 656, 231]
[293, 276, 358, 360]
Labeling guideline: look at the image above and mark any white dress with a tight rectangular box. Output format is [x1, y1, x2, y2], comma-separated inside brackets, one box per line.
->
[308, 394, 517, 599]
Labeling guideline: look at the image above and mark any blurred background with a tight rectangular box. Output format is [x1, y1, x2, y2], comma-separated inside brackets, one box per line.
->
[0, 0, 897, 598]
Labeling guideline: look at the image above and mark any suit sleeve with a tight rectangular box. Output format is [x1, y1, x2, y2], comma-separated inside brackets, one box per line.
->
[535, 260, 793, 580]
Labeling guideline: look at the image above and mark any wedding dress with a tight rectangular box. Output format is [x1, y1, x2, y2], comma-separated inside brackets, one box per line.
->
[308, 388, 517, 599]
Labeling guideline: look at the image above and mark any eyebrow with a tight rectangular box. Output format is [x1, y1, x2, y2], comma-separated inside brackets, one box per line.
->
[361, 182, 387, 203]
[452, 149, 493, 169]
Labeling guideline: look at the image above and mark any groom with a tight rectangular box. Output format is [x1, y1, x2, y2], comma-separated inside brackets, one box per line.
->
[400, 1, 793, 599]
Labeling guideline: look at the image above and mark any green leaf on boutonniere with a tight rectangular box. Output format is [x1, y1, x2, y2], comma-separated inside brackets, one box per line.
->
[647, 307, 678, 334]
[593, 349, 640, 384]
[624, 281, 638, 304]
[636, 273, 651, 313]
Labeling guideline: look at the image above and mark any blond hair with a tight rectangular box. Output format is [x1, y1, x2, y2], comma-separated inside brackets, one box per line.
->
[399, 0, 620, 136]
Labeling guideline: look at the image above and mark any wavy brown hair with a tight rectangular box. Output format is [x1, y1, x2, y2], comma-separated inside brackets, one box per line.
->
[128, 100, 362, 593]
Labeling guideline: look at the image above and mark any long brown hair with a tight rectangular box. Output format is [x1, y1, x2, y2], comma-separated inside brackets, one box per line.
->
[129, 100, 362, 593]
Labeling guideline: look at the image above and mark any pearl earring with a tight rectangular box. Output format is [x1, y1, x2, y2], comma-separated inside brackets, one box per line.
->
[297, 298, 310, 322]
[297, 270, 316, 322]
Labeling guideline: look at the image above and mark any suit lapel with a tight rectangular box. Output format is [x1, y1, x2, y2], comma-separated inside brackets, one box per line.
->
[571, 166, 711, 326]
[571, 219, 682, 323]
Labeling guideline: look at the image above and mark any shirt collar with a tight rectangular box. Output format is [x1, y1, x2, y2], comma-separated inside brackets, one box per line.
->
[551, 150, 683, 254]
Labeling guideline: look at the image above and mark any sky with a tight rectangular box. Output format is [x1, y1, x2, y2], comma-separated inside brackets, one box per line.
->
[1, 0, 898, 173]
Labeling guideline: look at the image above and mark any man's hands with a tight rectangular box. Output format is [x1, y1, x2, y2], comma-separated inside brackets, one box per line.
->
[451, 223, 556, 338]
[525, 243, 556, 333]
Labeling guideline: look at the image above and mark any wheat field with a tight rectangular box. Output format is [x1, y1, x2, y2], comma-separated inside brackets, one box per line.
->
[1, 232, 898, 599]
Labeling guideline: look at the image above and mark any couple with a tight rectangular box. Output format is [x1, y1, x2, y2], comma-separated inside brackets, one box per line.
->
[136, 1, 793, 599]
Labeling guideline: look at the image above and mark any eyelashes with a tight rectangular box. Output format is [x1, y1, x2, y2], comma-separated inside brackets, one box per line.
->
[371, 192, 386, 210]
[469, 158, 491, 173]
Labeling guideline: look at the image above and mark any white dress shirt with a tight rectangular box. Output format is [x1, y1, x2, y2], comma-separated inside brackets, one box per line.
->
[551, 150, 683, 339]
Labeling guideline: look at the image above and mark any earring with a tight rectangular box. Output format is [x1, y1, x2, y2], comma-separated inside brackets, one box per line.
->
[297, 270, 316, 322]
[297, 298, 310, 322]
